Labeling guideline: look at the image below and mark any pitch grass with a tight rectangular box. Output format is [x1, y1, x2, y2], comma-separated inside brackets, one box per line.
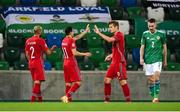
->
[0, 102, 180, 111]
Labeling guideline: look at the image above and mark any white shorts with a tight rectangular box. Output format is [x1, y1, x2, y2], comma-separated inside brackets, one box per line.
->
[144, 62, 162, 76]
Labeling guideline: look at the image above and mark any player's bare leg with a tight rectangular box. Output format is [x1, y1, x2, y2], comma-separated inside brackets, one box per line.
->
[104, 77, 112, 103]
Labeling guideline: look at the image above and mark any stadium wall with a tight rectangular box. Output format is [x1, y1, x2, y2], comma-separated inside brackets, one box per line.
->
[0, 71, 179, 101]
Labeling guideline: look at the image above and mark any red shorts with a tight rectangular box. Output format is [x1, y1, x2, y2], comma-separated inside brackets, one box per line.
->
[29, 61, 45, 81]
[63, 60, 81, 83]
[106, 62, 127, 80]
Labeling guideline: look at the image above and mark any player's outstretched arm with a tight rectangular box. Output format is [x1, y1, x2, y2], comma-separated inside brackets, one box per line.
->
[74, 24, 90, 41]
[163, 43, 167, 67]
[72, 48, 91, 57]
[94, 25, 115, 43]
[46, 45, 57, 55]
[140, 45, 145, 65]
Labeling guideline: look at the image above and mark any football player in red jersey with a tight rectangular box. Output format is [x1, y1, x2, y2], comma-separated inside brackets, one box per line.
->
[94, 21, 131, 102]
[61, 25, 91, 103]
[25, 25, 56, 102]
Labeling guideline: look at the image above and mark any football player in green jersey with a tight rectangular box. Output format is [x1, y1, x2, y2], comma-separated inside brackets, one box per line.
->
[140, 18, 167, 103]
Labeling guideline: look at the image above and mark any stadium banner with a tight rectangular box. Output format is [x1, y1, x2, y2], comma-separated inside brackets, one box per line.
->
[147, 0, 180, 8]
[2, 6, 111, 27]
[6, 22, 110, 38]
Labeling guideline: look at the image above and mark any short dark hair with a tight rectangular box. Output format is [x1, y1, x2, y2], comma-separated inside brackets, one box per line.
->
[65, 26, 73, 35]
[109, 21, 119, 28]
[148, 18, 156, 23]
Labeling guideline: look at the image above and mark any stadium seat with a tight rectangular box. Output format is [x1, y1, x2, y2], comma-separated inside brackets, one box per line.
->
[125, 35, 141, 49]
[39, 0, 56, 6]
[80, 0, 97, 6]
[0, 19, 5, 34]
[147, 7, 164, 23]
[44, 61, 52, 70]
[61, 0, 76, 6]
[121, 0, 137, 7]
[132, 48, 140, 65]
[166, 62, 180, 71]
[99, 62, 110, 70]
[79, 61, 95, 70]
[100, 0, 117, 7]
[46, 49, 63, 66]
[117, 20, 130, 35]
[167, 35, 180, 51]
[89, 48, 105, 67]
[109, 7, 124, 20]
[87, 34, 102, 48]
[0, 61, 9, 70]
[169, 8, 180, 21]
[46, 33, 63, 48]
[126, 62, 138, 71]
[0, 0, 16, 6]
[20, 0, 37, 5]
[127, 7, 143, 19]
[13, 61, 28, 70]
[175, 49, 180, 63]
[134, 17, 147, 37]
[55, 62, 63, 70]
[4, 47, 21, 66]
[7, 34, 23, 47]
[0, 34, 3, 48]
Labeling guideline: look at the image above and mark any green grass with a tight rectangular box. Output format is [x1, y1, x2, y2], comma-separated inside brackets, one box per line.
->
[0, 102, 180, 111]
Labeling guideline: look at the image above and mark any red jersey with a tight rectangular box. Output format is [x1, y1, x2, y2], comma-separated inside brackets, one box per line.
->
[112, 31, 126, 64]
[25, 35, 48, 68]
[61, 36, 76, 61]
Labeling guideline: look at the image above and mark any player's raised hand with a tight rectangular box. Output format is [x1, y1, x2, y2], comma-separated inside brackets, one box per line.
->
[85, 24, 90, 33]
[84, 52, 92, 57]
[94, 25, 100, 34]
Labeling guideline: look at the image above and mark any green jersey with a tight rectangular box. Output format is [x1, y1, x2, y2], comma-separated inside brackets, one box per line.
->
[141, 30, 166, 64]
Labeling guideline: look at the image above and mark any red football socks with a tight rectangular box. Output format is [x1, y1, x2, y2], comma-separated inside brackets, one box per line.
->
[31, 83, 41, 102]
[104, 83, 111, 102]
[66, 83, 80, 97]
[66, 85, 72, 102]
[121, 84, 131, 102]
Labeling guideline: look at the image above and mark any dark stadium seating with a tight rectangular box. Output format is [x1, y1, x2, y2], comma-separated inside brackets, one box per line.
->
[55, 62, 63, 70]
[125, 35, 141, 49]
[109, 7, 124, 20]
[79, 61, 95, 70]
[39, 0, 57, 6]
[126, 62, 138, 71]
[100, 0, 117, 7]
[61, 0, 76, 6]
[166, 62, 180, 71]
[7, 34, 24, 47]
[121, 0, 137, 7]
[89, 48, 105, 67]
[0, 0, 16, 6]
[169, 8, 180, 21]
[98, 62, 110, 70]
[46, 33, 63, 48]
[44, 61, 52, 70]
[127, 7, 144, 19]
[0, 61, 9, 70]
[0, 19, 5, 34]
[4, 47, 21, 66]
[46, 49, 63, 66]
[13, 61, 28, 70]
[87, 34, 103, 48]
[20, 0, 37, 5]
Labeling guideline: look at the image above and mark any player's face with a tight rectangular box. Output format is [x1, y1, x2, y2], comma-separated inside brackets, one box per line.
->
[109, 24, 116, 33]
[148, 22, 156, 32]
[70, 31, 74, 37]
